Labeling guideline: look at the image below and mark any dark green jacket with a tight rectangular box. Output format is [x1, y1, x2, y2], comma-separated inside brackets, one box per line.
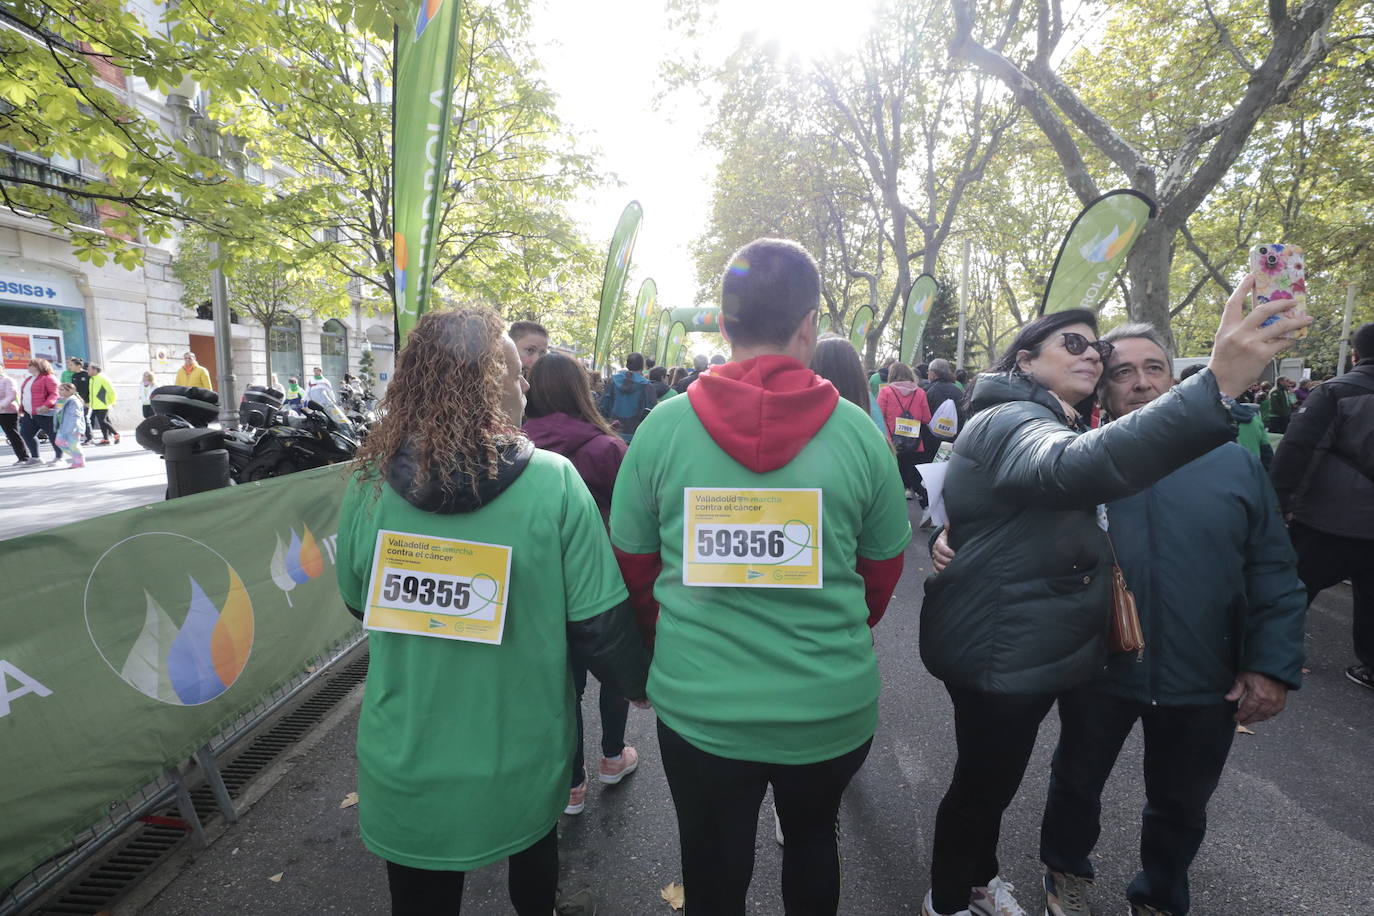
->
[920, 370, 1233, 695]
[1099, 443, 1305, 704]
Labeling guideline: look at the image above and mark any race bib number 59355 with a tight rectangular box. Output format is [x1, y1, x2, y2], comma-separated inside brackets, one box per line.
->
[682, 488, 822, 588]
[364, 530, 512, 644]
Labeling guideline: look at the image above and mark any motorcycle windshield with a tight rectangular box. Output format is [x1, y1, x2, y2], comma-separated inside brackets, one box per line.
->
[307, 387, 351, 427]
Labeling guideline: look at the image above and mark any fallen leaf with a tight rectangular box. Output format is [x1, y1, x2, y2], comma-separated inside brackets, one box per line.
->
[660, 882, 685, 910]
[269, 873, 284, 883]
[339, 792, 359, 809]
[1301, 667, 1311, 675]
[305, 665, 318, 673]
[1236, 724, 1255, 735]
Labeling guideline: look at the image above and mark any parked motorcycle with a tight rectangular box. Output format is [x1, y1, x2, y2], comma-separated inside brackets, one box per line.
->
[231, 387, 360, 482]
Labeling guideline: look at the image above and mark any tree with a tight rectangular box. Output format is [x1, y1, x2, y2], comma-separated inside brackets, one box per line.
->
[952, 0, 1348, 351]
[0, 0, 271, 266]
[170, 229, 349, 382]
[215, 0, 600, 318]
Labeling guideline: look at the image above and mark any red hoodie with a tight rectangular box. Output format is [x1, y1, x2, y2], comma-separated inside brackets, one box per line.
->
[615, 354, 904, 641]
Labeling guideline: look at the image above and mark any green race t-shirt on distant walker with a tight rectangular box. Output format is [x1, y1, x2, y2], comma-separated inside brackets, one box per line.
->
[337, 450, 627, 871]
[611, 394, 911, 764]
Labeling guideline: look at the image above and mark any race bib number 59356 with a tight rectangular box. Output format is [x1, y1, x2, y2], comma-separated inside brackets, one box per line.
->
[682, 488, 822, 588]
[364, 530, 512, 644]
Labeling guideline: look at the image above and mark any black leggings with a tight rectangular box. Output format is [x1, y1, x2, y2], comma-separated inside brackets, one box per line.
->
[1, 413, 28, 460]
[91, 409, 118, 440]
[657, 719, 872, 916]
[384, 826, 557, 916]
[929, 685, 1056, 913]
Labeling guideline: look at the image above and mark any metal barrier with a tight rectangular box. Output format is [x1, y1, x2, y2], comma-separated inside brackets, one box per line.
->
[0, 630, 367, 916]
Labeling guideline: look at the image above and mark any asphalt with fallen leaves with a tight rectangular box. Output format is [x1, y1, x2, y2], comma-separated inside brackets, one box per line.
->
[138, 513, 1374, 915]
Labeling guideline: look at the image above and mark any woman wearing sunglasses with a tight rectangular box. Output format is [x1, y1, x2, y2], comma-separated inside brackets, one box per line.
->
[917, 288, 1308, 916]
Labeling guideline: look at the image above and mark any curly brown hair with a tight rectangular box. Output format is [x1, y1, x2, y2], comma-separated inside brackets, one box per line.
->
[355, 307, 520, 498]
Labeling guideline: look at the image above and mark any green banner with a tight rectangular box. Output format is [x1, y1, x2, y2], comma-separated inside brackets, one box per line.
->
[666, 320, 688, 367]
[654, 309, 673, 367]
[631, 279, 657, 356]
[594, 201, 643, 370]
[392, 0, 465, 341]
[1041, 189, 1157, 315]
[849, 305, 875, 353]
[667, 308, 720, 332]
[0, 468, 359, 888]
[900, 274, 937, 364]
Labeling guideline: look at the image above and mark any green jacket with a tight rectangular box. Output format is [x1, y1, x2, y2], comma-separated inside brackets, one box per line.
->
[920, 370, 1233, 695]
[1098, 443, 1305, 704]
[88, 373, 116, 410]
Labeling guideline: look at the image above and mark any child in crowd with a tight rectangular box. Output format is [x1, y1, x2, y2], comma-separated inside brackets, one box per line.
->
[52, 382, 87, 468]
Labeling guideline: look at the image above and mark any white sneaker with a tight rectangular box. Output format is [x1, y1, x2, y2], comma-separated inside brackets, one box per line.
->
[45, 457, 67, 466]
[922, 890, 972, 916]
[969, 876, 1027, 916]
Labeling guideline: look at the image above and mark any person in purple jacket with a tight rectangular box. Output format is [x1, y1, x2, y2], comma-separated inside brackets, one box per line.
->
[524, 351, 638, 815]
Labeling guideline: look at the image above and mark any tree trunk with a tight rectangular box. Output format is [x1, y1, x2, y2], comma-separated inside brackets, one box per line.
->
[262, 321, 275, 389]
[1124, 220, 1177, 354]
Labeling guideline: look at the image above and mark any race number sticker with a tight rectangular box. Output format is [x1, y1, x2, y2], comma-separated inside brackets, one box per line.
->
[893, 417, 921, 438]
[682, 488, 822, 588]
[364, 530, 512, 644]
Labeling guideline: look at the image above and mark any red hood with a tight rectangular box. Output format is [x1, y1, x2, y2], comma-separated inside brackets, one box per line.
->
[688, 355, 838, 472]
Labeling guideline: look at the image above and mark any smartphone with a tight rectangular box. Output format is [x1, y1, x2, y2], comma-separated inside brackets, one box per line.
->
[1249, 243, 1308, 339]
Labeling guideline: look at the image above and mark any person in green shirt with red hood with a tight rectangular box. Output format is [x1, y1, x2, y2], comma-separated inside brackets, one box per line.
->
[611, 237, 912, 915]
[336, 306, 648, 916]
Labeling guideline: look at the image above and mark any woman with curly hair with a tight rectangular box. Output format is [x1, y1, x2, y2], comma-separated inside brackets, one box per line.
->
[335, 307, 649, 916]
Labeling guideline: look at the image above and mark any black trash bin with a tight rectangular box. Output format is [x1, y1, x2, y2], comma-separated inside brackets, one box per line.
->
[162, 427, 230, 498]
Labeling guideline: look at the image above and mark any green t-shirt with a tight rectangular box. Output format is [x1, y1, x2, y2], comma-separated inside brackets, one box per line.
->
[336, 449, 627, 870]
[610, 394, 911, 764]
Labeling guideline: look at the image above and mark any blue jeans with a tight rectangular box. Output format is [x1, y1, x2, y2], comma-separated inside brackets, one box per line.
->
[1039, 688, 1237, 915]
[19, 414, 60, 459]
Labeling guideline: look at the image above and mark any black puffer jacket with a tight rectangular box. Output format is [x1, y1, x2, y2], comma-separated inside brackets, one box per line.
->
[920, 369, 1233, 694]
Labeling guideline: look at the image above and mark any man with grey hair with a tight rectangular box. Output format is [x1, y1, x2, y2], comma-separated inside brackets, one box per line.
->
[933, 321, 1305, 916]
[923, 358, 966, 445]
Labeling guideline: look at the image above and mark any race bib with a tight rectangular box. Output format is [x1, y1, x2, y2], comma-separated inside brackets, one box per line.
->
[893, 417, 921, 438]
[364, 530, 512, 644]
[682, 488, 822, 588]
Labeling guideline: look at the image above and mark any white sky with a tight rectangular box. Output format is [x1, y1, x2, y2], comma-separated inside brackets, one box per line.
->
[529, 0, 882, 311]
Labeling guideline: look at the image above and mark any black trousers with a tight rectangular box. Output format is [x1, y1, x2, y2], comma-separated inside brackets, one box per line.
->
[1040, 689, 1236, 915]
[91, 408, 118, 440]
[384, 826, 557, 916]
[1288, 521, 1374, 667]
[1, 413, 28, 460]
[657, 719, 872, 916]
[571, 663, 628, 787]
[930, 685, 1056, 913]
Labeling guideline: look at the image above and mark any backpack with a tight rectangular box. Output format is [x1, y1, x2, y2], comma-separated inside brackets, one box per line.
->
[930, 397, 959, 440]
[890, 388, 922, 455]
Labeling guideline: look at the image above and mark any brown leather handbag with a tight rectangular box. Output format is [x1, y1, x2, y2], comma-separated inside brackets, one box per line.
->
[1105, 534, 1144, 659]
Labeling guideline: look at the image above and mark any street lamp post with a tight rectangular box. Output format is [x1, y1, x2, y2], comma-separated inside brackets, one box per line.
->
[168, 91, 241, 426]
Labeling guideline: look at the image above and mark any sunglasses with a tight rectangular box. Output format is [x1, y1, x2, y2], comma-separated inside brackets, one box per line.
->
[1061, 332, 1114, 360]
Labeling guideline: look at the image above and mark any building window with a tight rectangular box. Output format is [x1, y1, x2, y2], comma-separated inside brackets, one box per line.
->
[0, 149, 100, 228]
[269, 318, 303, 389]
[320, 319, 348, 386]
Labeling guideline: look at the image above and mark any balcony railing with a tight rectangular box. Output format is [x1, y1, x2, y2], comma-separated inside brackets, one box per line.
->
[0, 149, 101, 228]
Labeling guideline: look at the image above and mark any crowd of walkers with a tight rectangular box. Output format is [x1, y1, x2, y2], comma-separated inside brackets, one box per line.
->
[0, 356, 123, 469]
[332, 235, 1371, 916]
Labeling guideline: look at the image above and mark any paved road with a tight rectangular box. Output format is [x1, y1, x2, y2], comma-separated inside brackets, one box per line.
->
[135, 515, 1374, 916]
[0, 438, 166, 538]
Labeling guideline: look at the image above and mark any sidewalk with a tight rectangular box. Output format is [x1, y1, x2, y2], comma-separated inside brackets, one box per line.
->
[0, 438, 168, 539]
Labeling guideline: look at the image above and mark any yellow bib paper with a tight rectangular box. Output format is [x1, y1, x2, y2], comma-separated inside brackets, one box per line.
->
[682, 488, 822, 588]
[364, 529, 512, 644]
[893, 417, 921, 438]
